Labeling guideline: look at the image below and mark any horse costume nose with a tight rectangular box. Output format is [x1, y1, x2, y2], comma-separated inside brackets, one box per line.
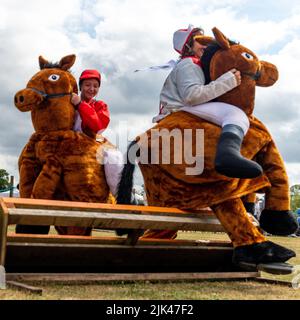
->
[14, 89, 38, 111]
[15, 94, 25, 104]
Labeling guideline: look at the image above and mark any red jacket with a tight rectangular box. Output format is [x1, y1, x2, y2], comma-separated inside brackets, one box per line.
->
[77, 99, 110, 133]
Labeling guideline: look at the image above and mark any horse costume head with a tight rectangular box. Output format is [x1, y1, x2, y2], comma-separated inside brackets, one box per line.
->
[200, 28, 278, 116]
[14, 55, 78, 132]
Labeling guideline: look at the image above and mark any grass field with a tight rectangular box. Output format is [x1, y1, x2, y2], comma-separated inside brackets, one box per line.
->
[1, 231, 300, 300]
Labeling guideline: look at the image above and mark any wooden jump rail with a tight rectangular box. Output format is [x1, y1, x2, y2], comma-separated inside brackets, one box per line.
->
[0, 197, 262, 292]
[0, 196, 224, 249]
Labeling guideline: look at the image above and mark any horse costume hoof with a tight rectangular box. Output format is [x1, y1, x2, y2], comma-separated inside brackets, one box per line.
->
[259, 209, 299, 236]
[232, 241, 296, 265]
[237, 261, 294, 275]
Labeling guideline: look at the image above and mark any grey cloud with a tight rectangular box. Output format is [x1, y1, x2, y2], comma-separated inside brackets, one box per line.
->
[79, 52, 168, 115]
[80, 53, 119, 78]
[0, 96, 33, 157]
[103, 73, 165, 115]
[267, 126, 300, 163]
[251, 89, 300, 163]
[254, 91, 300, 124]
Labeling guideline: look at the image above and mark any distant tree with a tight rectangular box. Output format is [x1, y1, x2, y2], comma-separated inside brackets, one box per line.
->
[0, 169, 10, 190]
[290, 184, 300, 212]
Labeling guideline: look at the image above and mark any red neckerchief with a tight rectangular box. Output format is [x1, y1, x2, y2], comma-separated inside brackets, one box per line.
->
[182, 55, 202, 67]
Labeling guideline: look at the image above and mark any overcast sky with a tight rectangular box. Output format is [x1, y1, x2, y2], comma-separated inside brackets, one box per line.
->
[1, 0, 300, 188]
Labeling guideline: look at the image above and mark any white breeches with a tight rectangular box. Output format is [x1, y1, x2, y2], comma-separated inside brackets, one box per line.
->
[181, 102, 249, 135]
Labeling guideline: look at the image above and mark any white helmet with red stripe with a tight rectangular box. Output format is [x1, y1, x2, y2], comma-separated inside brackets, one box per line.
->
[173, 24, 195, 54]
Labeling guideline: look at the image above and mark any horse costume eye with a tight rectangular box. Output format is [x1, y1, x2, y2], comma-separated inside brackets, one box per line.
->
[48, 74, 60, 81]
[241, 52, 254, 60]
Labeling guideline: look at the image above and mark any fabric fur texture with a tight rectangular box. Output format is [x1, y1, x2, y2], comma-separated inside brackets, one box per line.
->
[15, 55, 111, 235]
[138, 28, 290, 246]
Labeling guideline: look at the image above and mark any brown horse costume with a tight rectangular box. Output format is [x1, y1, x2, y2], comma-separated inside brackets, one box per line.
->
[117, 28, 297, 265]
[14, 55, 111, 235]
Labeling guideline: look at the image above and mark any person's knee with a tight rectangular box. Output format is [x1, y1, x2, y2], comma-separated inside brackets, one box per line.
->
[223, 107, 249, 134]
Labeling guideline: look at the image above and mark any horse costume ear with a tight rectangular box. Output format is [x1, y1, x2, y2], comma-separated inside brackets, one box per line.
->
[212, 27, 230, 50]
[194, 35, 215, 46]
[72, 81, 79, 94]
[39, 56, 49, 70]
[59, 54, 76, 71]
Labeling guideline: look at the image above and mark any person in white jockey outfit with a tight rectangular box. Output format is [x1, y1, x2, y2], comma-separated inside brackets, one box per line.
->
[153, 25, 263, 179]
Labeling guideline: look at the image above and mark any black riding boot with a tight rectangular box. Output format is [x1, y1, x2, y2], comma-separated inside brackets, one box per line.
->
[215, 124, 263, 179]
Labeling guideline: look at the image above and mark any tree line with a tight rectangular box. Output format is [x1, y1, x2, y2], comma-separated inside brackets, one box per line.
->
[0, 168, 10, 190]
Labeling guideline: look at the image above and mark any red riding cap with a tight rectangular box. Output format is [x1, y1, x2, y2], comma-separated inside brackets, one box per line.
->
[79, 69, 101, 88]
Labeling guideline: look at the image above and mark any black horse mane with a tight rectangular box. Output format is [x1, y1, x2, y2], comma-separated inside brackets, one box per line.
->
[201, 39, 238, 84]
[40, 62, 73, 74]
[40, 62, 61, 70]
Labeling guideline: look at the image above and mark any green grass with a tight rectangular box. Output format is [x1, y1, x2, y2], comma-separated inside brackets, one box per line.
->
[2, 279, 300, 300]
[1, 231, 300, 300]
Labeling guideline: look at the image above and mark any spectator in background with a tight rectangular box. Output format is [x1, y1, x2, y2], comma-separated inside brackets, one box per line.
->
[255, 195, 265, 220]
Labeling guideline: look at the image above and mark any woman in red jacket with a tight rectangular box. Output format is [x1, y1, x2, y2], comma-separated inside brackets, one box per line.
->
[72, 69, 124, 197]
[72, 69, 110, 138]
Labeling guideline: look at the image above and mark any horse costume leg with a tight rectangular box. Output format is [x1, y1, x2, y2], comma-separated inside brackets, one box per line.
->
[257, 140, 298, 235]
[19, 158, 41, 198]
[55, 226, 92, 236]
[211, 198, 295, 265]
[17, 159, 62, 235]
[140, 229, 177, 240]
[55, 155, 109, 236]
[211, 198, 266, 247]
[17, 142, 41, 198]
[31, 158, 62, 199]
[16, 153, 50, 234]
[140, 195, 261, 241]
[258, 140, 290, 210]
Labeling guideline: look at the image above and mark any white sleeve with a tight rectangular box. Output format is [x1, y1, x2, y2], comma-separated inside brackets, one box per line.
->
[176, 60, 238, 106]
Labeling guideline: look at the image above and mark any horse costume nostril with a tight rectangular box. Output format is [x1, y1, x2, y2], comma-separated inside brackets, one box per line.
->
[19, 96, 24, 103]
